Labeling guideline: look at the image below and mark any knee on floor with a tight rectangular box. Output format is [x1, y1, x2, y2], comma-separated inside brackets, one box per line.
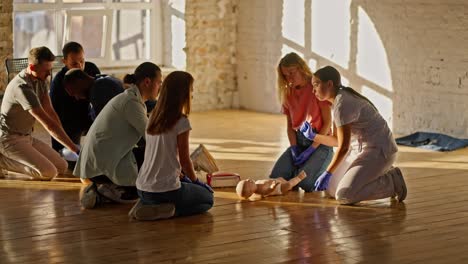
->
[37, 166, 59, 180]
[56, 158, 69, 174]
[335, 187, 358, 205]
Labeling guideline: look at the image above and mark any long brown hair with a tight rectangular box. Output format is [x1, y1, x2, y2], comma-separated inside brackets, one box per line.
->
[277, 52, 313, 104]
[314, 66, 377, 110]
[147, 71, 194, 135]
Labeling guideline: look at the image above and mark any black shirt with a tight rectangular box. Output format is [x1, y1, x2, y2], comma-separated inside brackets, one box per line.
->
[89, 75, 125, 119]
[49, 62, 100, 150]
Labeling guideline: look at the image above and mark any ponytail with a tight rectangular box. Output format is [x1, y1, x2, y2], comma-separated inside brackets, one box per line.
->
[123, 62, 161, 86]
[338, 85, 377, 110]
[123, 73, 137, 84]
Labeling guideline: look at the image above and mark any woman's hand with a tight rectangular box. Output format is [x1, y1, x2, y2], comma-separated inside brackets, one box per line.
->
[194, 178, 214, 193]
[299, 121, 317, 140]
[293, 145, 316, 166]
[314, 171, 332, 191]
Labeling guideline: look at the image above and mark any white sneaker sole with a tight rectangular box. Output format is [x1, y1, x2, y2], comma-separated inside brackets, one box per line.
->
[134, 203, 175, 221]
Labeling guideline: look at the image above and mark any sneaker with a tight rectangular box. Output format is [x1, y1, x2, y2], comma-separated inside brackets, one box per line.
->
[390, 167, 407, 202]
[97, 183, 138, 204]
[130, 201, 175, 221]
[80, 183, 98, 209]
[190, 144, 219, 174]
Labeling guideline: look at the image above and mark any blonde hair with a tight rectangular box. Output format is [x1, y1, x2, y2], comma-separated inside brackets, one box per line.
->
[147, 71, 193, 135]
[276, 52, 313, 104]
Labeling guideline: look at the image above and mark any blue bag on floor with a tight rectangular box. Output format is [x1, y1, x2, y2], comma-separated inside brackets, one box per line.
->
[395, 132, 468, 151]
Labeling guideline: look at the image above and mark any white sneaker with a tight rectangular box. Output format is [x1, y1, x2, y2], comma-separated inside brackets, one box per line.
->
[80, 183, 98, 209]
[130, 201, 175, 221]
[390, 167, 407, 202]
[97, 183, 137, 204]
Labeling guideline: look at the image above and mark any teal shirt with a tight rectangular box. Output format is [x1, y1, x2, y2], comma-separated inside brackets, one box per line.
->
[74, 86, 148, 186]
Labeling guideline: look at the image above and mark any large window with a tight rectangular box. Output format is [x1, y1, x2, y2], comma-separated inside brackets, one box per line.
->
[13, 0, 165, 67]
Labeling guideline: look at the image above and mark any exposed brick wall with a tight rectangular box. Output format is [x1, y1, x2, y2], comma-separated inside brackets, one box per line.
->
[3, 0, 468, 137]
[235, 0, 468, 137]
[0, 0, 13, 91]
[361, 0, 468, 138]
[185, 0, 239, 111]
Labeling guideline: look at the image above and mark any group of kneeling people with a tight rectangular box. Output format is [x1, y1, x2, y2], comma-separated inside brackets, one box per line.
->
[0, 43, 407, 221]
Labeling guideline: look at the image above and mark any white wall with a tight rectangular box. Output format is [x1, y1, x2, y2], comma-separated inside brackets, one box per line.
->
[236, 0, 283, 113]
[235, 0, 468, 137]
[5, 0, 467, 137]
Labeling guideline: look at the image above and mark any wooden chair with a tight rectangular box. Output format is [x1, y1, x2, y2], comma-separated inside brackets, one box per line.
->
[4, 55, 65, 84]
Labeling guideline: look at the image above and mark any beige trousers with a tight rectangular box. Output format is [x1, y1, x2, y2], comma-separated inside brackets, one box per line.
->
[326, 146, 397, 204]
[0, 135, 67, 180]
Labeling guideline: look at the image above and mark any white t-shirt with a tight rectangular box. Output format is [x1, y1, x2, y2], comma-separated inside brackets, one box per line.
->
[333, 89, 398, 157]
[136, 116, 192, 193]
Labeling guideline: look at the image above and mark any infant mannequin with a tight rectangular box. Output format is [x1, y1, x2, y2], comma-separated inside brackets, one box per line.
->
[236, 171, 306, 200]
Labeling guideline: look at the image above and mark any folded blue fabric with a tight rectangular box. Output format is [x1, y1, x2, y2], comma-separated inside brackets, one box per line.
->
[396, 132, 468, 151]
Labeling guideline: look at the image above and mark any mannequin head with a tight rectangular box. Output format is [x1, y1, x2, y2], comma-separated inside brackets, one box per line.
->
[236, 179, 257, 199]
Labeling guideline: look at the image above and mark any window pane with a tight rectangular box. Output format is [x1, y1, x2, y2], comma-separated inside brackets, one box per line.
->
[68, 15, 106, 58]
[13, 0, 55, 3]
[63, 0, 104, 3]
[111, 10, 150, 61]
[13, 11, 62, 58]
[113, 0, 150, 3]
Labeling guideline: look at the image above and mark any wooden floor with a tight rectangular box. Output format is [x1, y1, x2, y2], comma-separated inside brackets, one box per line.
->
[1, 110, 468, 264]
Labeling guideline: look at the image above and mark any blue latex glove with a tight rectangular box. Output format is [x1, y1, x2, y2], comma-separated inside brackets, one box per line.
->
[194, 178, 214, 193]
[290, 145, 301, 161]
[314, 171, 332, 191]
[180, 175, 193, 183]
[60, 147, 79, 162]
[293, 145, 316, 166]
[299, 121, 317, 141]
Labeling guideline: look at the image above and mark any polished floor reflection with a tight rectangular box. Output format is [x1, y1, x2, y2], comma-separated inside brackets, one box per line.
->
[1, 110, 467, 264]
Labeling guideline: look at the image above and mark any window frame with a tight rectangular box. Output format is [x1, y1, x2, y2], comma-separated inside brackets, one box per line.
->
[13, 0, 163, 67]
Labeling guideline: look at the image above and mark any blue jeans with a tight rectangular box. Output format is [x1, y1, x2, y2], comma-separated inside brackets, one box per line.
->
[137, 182, 214, 217]
[270, 131, 333, 192]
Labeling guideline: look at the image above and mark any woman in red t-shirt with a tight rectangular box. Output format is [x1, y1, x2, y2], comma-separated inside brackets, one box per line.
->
[269, 52, 333, 191]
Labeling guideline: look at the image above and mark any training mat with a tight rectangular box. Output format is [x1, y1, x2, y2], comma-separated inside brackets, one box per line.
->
[396, 132, 468, 151]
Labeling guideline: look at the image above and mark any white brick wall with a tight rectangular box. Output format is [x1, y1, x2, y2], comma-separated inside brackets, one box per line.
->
[368, 0, 468, 138]
[235, 0, 468, 137]
[2, 0, 468, 137]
